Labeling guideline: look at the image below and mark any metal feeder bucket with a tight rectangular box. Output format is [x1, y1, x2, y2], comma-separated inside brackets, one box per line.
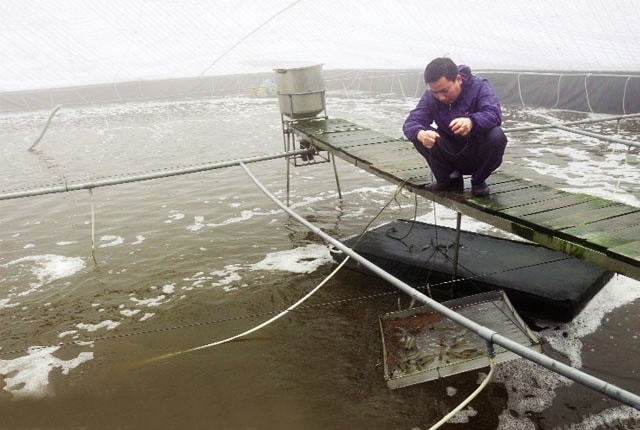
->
[274, 64, 326, 119]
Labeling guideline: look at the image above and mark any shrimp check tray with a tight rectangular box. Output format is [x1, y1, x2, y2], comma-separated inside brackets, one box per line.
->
[379, 290, 541, 389]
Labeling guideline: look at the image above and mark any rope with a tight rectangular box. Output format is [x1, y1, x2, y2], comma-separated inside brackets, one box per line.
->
[4, 159, 639, 407]
[0, 290, 398, 358]
[0, 254, 572, 358]
[622, 76, 632, 115]
[229, 162, 640, 411]
[516, 73, 525, 108]
[89, 188, 97, 265]
[197, 0, 302, 77]
[428, 358, 496, 430]
[28, 104, 61, 151]
[138, 171, 410, 364]
[137, 255, 351, 365]
[553, 74, 562, 109]
[585, 74, 594, 113]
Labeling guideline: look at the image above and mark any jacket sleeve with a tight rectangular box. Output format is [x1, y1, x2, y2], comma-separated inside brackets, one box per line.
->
[403, 93, 433, 143]
[469, 80, 502, 135]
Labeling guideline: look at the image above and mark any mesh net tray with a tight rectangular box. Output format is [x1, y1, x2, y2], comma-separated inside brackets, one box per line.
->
[380, 290, 541, 389]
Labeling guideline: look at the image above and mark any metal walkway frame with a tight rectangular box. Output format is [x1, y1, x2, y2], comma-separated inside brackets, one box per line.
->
[290, 117, 640, 281]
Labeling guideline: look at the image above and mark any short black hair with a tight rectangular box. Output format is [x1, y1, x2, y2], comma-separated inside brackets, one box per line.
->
[424, 57, 458, 83]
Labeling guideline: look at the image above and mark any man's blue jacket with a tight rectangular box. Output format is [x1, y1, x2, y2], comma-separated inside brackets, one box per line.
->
[403, 65, 502, 143]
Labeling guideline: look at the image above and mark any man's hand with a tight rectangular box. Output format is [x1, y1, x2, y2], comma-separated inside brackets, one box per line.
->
[417, 129, 440, 149]
[450, 117, 473, 136]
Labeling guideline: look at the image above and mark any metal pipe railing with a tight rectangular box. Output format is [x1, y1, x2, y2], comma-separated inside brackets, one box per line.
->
[554, 124, 640, 148]
[504, 113, 640, 149]
[0, 149, 313, 201]
[239, 161, 640, 411]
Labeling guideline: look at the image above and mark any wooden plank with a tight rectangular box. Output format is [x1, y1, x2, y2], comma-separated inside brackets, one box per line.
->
[348, 141, 414, 158]
[312, 130, 388, 148]
[492, 189, 569, 211]
[372, 155, 429, 169]
[519, 198, 617, 225]
[608, 240, 640, 264]
[553, 205, 639, 230]
[488, 173, 524, 186]
[502, 193, 595, 218]
[391, 168, 433, 183]
[565, 223, 640, 249]
[294, 118, 353, 132]
[486, 178, 537, 194]
[336, 144, 415, 167]
[563, 213, 640, 239]
[477, 186, 561, 212]
[500, 193, 595, 217]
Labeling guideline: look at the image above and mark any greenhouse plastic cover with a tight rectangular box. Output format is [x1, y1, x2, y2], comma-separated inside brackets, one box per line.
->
[2, 0, 639, 93]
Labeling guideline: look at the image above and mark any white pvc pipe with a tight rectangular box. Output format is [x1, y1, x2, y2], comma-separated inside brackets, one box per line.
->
[239, 162, 640, 411]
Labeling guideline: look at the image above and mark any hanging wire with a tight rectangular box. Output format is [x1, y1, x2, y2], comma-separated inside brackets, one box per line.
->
[28, 104, 62, 151]
[585, 73, 594, 113]
[196, 0, 303, 78]
[622, 76, 632, 115]
[138, 174, 412, 364]
[428, 358, 496, 430]
[138, 255, 352, 365]
[553, 74, 562, 109]
[89, 188, 97, 265]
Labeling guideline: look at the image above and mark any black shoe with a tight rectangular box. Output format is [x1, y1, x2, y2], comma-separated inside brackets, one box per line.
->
[424, 176, 464, 192]
[471, 181, 490, 196]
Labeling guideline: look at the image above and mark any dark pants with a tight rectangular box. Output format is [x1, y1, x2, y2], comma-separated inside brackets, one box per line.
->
[412, 127, 507, 185]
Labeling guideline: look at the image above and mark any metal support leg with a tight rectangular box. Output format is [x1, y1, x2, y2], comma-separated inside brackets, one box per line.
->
[286, 152, 291, 207]
[452, 212, 462, 280]
[331, 154, 342, 200]
[281, 114, 292, 206]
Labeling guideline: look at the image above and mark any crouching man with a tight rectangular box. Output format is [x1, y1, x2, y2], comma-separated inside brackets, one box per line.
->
[403, 57, 507, 196]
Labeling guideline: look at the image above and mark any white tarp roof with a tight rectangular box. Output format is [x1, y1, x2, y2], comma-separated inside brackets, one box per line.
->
[2, 0, 639, 91]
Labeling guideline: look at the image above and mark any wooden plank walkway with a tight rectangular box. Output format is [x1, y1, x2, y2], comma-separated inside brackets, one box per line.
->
[291, 117, 640, 281]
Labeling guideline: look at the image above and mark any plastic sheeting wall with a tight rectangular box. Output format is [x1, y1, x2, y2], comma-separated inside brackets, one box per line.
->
[485, 72, 640, 115]
[1, 69, 639, 115]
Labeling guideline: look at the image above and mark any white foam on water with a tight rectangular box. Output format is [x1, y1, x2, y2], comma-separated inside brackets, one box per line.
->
[131, 235, 145, 245]
[206, 208, 281, 228]
[0, 255, 86, 307]
[139, 312, 155, 321]
[161, 283, 176, 294]
[182, 265, 243, 292]
[58, 330, 79, 338]
[120, 308, 141, 317]
[562, 186, 640, 207]
[520, 140, 639, 207]
[542, 275, 640, 368]
[165, 210, 185, 223]
[129, 295, 169, 307]
[496, 275, 640, 427]
[187, 215, 206, 232]
[446, 406, 477, 424]
[250, 244, 333, 274]
[0, 346, 93, 399]
[99, 235, 125, 248]
[577, 406, 640, 429]
[155, 245, 331, 294]
[76, 320, 121, 332]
